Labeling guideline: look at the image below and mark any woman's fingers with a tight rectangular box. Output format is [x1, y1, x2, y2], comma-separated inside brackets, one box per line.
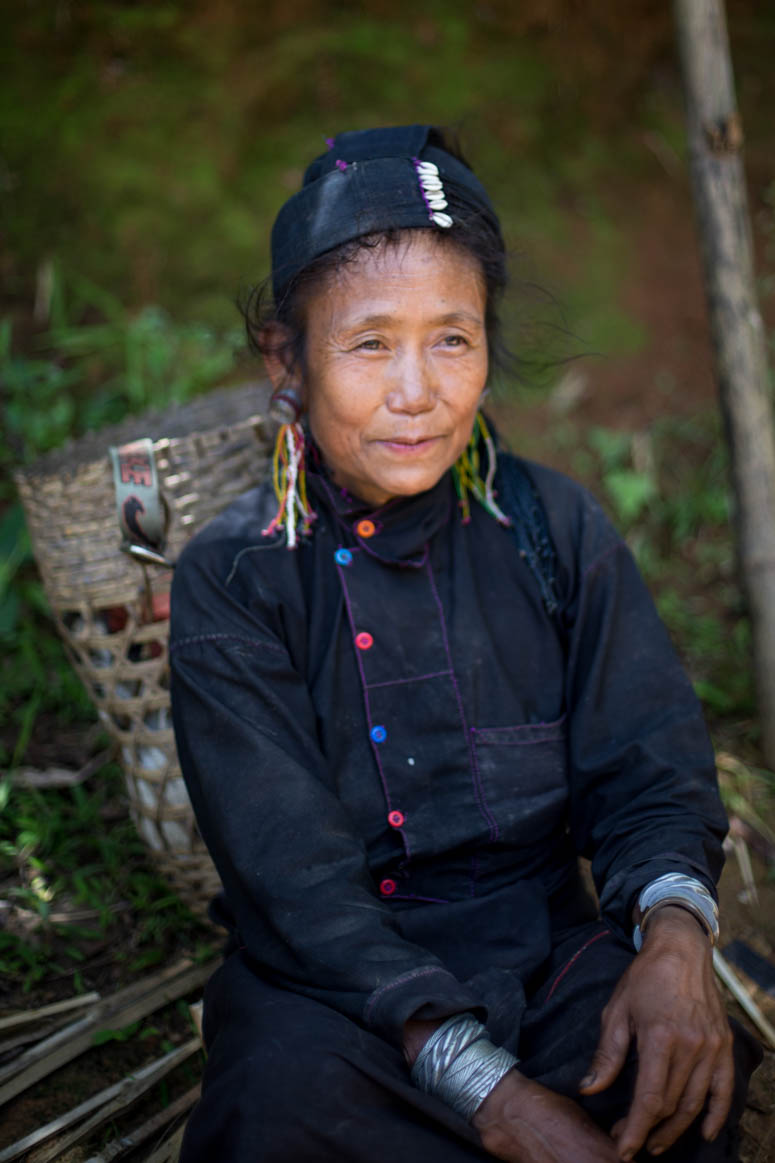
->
[639, 1028, 733, 1155]
[578, 999, 631, 1094]
[644, 1054, 716, 1154]
[700, 1046, 736, 1142]
[613, 1014, 733, 1160]
[612, 1041, 673, 1161]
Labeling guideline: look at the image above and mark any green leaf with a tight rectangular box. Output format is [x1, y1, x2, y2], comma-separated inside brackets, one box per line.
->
[92, 1020, 140, 1045]
[604, 469, 657, 524]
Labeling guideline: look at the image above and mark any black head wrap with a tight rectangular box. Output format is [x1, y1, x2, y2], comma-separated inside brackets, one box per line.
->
[270, 124, 502, 302]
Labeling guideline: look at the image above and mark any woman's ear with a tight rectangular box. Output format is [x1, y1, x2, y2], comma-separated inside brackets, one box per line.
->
[259, 321, 302, 396]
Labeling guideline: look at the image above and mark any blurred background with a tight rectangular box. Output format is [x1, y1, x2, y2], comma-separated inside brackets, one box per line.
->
[1, 0, 775, 1110]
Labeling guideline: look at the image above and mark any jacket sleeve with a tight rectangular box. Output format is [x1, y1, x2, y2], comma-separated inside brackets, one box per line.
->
[540, 472, 728, 940]
[168, 529, 484, 1046]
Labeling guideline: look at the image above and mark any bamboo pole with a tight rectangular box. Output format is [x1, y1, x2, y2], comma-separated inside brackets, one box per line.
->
[713, 949, 775, 1049]
[0, 958, 215, 1106]
[674, 0, 775, 766]
[0, 1039, 200, 1163]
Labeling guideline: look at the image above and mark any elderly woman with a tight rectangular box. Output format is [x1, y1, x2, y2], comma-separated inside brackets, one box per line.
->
[169, 125, 760, 1163]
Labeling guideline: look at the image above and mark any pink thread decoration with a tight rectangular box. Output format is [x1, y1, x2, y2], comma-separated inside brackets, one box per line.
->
[325, 137, 335, 149]
[335, 158, 348, 172]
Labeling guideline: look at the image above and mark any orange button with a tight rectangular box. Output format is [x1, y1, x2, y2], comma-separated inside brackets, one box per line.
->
[355, 632, 373, 650]
[380, 878, 397, 896]
[356, 519, 376, 538]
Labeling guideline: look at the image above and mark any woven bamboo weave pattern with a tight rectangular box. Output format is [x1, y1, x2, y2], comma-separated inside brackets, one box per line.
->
[15, 382, 274, 916]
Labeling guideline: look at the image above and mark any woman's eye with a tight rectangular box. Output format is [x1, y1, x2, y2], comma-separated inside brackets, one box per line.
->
[441, 334, 468, 347]
[356, 338, 384, 351]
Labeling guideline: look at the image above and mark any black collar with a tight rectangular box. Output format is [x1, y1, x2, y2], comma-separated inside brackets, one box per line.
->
[307, 454, 455, 568]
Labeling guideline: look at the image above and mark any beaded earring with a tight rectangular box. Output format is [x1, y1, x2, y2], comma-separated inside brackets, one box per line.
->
[262, 387, 316, 548]
[452, 412, 510, 527]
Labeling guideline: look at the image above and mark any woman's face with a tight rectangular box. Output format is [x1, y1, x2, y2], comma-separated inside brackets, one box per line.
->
[296, 233, 489, 508]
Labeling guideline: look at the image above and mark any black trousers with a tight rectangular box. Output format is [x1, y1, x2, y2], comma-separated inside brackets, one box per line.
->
[181, 923, 762, 1162]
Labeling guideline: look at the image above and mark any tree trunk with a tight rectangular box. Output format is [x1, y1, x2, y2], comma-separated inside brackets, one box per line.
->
[674, 0, 775, 766]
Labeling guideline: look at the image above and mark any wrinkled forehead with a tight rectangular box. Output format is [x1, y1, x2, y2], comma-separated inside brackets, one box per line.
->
[301, 232, 488, 335]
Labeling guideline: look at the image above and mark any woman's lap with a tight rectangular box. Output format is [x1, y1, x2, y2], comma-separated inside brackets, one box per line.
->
[180, 923, 760, 1163]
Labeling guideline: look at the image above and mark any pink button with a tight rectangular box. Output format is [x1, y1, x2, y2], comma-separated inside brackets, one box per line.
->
[387, 810, 405, 828]
[380, 878, 397, 896]
[355, 631, 373, 650]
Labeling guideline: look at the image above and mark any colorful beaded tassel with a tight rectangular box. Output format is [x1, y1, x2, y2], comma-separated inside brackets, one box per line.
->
[452, 412, 510, 526]
[262, 422, 316, 548]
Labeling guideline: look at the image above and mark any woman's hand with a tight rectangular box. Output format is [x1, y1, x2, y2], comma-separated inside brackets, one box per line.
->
[473, 1070, 621, 1163]
[579, 906, 734, 1161]
[404, 1018, 619, 1162]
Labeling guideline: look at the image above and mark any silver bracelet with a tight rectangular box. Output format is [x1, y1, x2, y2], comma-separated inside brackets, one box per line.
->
[632, 873, 719, 951]
[411, 1014, 518, 1122]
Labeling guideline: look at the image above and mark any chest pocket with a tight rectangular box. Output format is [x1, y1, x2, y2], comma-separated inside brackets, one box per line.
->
[470, 716, 568, 846]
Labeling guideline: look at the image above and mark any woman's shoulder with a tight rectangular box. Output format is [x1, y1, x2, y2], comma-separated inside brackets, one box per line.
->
[496, 451, 623, 573]
[174, 478, 286, 587]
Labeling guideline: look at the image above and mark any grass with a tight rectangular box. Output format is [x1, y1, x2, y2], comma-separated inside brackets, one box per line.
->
[0, 766, 214, 995]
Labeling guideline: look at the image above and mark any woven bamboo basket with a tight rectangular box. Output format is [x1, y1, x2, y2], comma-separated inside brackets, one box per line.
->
[15, 381, 274, 917]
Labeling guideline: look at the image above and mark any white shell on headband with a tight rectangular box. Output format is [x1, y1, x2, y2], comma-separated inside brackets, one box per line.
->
[413, 158, 453, 228]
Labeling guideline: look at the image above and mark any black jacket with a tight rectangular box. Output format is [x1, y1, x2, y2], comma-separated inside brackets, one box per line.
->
[169, 451, 726, 1047]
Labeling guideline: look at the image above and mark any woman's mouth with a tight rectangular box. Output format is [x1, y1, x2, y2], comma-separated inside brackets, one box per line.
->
[377, 436, 441, 455]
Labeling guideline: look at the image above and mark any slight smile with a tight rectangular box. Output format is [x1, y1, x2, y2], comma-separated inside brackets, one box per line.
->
[375, 436, 442, 454]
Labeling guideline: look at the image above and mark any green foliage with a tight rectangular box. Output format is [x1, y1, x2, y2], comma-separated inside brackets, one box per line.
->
[2, 269, 242, 486]
[567, 414, 755, 723]
[0, 268, 241, 770]
[0, 765, 211, 992]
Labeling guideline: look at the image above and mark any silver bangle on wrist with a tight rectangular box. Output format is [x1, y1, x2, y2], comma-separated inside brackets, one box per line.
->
[632, 873, 719, 951]
[410, 1014, 518, 1122]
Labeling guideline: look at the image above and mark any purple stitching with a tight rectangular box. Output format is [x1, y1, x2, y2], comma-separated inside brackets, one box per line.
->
[335, 158, 348, 172]
[366, 669, 452, 691]
[169, 633, 285, 656]
[325, 136, 335, 148]
[470, 735, 565, 748]
[336, 561, 412, 865]
[472, 714, 567, 733]
[364, 966, 449, 1022]
[425, 555, 499, 842]
[360, 542, 427, 569]
[581, 541, 621, 582]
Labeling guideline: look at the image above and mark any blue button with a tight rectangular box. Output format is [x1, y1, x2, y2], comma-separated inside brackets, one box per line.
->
[370, 725, 387, 744]
[335, 548, 353, 566]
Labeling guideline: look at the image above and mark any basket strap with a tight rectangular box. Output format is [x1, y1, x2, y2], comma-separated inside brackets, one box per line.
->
[109, 438, 170, 567]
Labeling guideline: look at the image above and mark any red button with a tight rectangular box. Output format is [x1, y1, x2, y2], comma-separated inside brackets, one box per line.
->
[380, 878, 397, 896]
[355, 631, 373, 650]
[356, 519, 376, 538]
[387, 810, 405, 828]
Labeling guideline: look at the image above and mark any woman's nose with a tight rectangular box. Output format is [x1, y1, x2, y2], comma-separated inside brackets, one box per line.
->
[385, 354, 435, 414]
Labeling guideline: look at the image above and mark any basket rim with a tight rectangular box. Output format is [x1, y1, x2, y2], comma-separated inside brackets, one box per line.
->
[14, 379, 272, 484]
